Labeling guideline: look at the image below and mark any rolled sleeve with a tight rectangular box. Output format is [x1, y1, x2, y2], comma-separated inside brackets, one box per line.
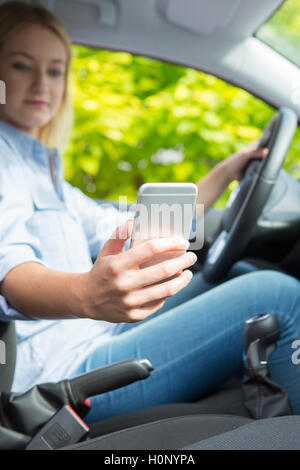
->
[0, 244, 46, 284]
[0, 294, 33, 321]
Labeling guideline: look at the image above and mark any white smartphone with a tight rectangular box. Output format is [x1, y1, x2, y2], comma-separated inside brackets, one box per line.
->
[130, 182, 198, 269]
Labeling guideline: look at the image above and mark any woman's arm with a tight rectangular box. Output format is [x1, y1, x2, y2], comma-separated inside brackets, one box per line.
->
[0, 262, 85, 320]
[0, 220, 197, 322]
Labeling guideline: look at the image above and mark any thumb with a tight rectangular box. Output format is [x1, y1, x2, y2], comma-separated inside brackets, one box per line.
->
[99, 219, 133, 258]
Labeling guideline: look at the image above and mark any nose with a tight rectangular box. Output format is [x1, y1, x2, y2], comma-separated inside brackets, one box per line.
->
[30, 67, 50, 95]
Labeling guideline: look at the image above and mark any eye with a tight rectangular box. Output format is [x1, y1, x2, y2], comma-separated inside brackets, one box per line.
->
[48, 69, 64, 78]
[12, 62, 31, 71]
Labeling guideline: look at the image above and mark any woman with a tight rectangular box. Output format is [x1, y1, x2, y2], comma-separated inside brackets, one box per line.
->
[0, 1, 299, 424]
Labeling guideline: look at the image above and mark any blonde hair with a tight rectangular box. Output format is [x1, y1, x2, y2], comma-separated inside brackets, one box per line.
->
[0, 1, 74, 152]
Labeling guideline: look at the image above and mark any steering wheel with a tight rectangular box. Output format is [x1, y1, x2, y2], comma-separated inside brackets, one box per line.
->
[202, 107, 298, 283]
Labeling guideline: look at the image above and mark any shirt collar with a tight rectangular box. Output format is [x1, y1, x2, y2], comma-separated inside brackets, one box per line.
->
[0, 119, 56, 167]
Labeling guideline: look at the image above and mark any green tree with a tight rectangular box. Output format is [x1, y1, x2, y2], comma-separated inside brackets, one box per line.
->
[257, 0, 300, 67]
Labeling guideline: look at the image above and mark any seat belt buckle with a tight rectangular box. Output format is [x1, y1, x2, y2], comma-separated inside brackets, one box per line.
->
[26, 405, 90, 450]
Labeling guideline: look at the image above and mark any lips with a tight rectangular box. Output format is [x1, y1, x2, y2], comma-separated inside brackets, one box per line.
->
[24, 100, 49, 106]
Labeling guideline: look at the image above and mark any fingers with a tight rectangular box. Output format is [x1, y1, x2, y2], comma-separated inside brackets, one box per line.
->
[127, 298, 167, 322]
[242, 147, 268, 165]
[121, 269, 193, 309]
[119, 237, 190, 270]
[121, 251, 197, 289]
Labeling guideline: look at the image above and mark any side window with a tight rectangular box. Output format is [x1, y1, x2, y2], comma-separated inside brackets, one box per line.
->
[65, 45, 300, 209]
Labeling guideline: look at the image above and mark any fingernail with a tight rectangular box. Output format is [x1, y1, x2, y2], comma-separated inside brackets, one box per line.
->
[185, 270, 193, 279]
[189, 252, 197, 263]
[179, 239, 190, 249]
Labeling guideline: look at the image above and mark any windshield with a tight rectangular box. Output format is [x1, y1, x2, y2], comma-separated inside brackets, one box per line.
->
[256, 0, 300, 67]
[67, 45, 300, 210]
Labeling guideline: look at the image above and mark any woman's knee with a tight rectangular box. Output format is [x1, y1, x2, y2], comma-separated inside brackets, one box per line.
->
[222, 269, 300, 330]
[244, 269, 299, 294]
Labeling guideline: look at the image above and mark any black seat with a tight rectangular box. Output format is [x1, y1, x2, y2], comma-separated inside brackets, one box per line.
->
[65, 414, 252, 450]
[87, 376, 250, 440]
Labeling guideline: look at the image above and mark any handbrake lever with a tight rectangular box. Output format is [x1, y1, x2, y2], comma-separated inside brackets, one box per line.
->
[67, 358, 154, 404]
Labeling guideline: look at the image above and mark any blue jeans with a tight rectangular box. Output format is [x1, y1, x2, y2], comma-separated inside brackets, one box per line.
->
[74, 263, 300, 424]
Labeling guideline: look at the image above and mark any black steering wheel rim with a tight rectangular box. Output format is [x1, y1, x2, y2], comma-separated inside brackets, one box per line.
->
[202, 107, 298, 283]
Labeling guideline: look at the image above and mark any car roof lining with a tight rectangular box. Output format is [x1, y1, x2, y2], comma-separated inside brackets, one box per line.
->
[36, 0, 284, 39]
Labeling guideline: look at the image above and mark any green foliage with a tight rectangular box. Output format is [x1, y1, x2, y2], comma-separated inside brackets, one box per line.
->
[257, 0, 300, 67]
[64, 44, 300, 209]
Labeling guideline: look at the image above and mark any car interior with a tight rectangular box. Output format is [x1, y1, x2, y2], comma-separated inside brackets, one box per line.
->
[0, 0, 300, 451]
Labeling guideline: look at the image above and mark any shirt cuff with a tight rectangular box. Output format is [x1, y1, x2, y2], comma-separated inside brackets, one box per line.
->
[0, 295, 33, 321]
[0, 246, 47, 284]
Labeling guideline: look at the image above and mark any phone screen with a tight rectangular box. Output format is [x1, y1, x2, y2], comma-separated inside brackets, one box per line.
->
[130, 183, 197, 269]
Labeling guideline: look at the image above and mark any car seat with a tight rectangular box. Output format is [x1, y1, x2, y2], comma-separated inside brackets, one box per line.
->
[0, 315, 299, 451]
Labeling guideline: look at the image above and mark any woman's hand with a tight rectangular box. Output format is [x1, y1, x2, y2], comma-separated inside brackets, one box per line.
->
[78, 220, 197, 323]
[220, 141, 268, 184]
[196, 140, 268, 212]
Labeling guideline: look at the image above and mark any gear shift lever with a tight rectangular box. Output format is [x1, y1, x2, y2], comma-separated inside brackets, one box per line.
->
[242, 313, 292, 419]
[244, 313, 280, 375]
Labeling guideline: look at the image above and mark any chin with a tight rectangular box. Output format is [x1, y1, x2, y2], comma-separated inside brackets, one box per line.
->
[18, 113, 52, 132]
[25, 110, 52, 126]
[0, 108, 54, 135]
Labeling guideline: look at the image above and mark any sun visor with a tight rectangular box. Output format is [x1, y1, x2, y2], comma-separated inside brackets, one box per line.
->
[32, 0, 118, 29]
[157, 0, 241, 36]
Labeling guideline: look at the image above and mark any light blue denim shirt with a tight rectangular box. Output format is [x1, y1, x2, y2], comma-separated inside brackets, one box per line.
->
[0, 120, 134, 392]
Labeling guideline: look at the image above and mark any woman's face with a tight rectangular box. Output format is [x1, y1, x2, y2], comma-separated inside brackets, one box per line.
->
[0, 23, 67, 137]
